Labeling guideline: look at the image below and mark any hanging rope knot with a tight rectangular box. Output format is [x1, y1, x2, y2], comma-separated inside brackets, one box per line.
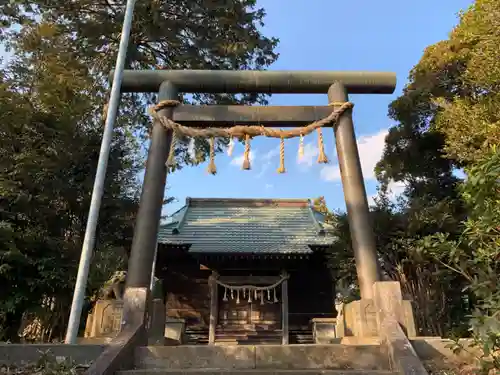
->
[152, 99, 181, 113]
[277, 136, 286, 174]
[242, 134, 252, 170]
[207, 137, 217, 175]
[317, 127, 329, 164]
[328, 101, 352, 107]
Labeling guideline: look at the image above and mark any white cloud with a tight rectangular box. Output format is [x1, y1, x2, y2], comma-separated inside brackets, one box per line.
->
[297, 142, 319, 167]
[367, 179, 406, 206]
[387, 180, 406, 198]
[256, 146, 280, 178]
[320, 129, 388, 182]
[230, 151, 256, 167]
[229, 146, 279, 175]
[187, 139, 196, 160]
[262, 146, 280, 161]
[320, 164, 341, 181]
[265, 183, 274, 190]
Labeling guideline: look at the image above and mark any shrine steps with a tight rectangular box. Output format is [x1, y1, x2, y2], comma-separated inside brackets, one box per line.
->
[117, 371, 394, 375]
[215, 328, 282, 345]
[115, 344, 396, 375]
[289, 328, 314, 344]
[184, 328, 209, 345]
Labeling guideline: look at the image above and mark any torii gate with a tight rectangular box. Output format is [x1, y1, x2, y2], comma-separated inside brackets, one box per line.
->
[117, 70, 395, 332]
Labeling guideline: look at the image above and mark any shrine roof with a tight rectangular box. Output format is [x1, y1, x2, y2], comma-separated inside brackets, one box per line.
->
[157, 198, 337, 254]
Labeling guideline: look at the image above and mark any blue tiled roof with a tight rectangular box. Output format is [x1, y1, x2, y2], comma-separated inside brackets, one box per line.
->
[157, 198, 336, 254]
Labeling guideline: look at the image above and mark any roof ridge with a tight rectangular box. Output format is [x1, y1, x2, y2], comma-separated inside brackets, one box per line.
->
[187, 197, 311, 207]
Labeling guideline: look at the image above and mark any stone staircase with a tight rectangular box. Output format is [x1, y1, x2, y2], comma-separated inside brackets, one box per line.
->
[185, 327, 314, 346]
[115, 343, 396, 375]
[289, 328, 314, 344]
[184, 328, 209, 345]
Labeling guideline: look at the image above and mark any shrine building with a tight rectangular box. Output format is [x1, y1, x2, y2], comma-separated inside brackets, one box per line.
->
[154, 197, 338, 345]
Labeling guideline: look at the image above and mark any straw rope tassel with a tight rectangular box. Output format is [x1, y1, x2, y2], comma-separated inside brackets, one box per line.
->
[298, 134, 304, 161]
[277, 136, 286, 173]
[166, 130, 177, 168]
[242, 134, 251, 170]
[207, 137, 217, 175]
[317, 128, 329, 164]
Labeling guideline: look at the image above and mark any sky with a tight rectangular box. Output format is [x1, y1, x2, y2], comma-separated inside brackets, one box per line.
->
[0, 1, 473, 217]
[164, 0, 473, 215]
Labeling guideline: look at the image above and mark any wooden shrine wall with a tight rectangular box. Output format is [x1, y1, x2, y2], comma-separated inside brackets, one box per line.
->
[157, 247, 336, 330]
[160, 262, 212, 329]
[288, 258, 336, 327]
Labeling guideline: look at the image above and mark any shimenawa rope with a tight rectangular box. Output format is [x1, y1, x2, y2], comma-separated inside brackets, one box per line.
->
[149, 100, 353, 173]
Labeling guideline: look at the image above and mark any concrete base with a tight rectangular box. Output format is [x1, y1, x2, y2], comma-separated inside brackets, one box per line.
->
[164, 318, 185, 344]
[135, 344, 390, 371]
[338, 296, 416, 338]
[148, 299, 166, 345]
[373, 281, 428, 375]
[311, 318, 337, 344]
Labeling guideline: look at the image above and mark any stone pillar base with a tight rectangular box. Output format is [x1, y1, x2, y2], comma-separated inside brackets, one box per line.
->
[84, 300, 124, 339]
[337, 282, 417, 338]
[165, 317, 185, 344]
[311, 317, 337, 344]
[84, 297, 168, 343]
[148, 299, 166, 345]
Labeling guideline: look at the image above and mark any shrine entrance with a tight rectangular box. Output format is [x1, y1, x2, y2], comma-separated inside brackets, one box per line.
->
[218, 290, 281, 329]
[116, 69, 395, 340]
[209, 273, 288, 344]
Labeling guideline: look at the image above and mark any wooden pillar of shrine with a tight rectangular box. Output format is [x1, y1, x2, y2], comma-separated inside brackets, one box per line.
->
[208, 271, 219, 345]
[281, 271, 289, 345]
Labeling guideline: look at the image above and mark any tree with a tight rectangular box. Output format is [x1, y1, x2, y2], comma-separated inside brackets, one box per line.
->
[0, 25, 140, 341]
[0, 0, 279, 341]
[373, 0, 500, 359]
[0, 0, 279, 168]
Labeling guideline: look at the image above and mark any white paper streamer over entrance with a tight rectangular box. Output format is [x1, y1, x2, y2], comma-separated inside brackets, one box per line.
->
[216, 274, 288, 305]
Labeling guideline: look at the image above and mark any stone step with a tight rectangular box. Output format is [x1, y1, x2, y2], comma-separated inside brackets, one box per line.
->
[216, 331, 283, 337]
[134, 344, 390, 371]
[118, 370, 395, 375]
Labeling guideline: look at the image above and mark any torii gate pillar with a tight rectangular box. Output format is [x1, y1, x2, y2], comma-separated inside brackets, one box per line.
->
[328, 82, 380, 299]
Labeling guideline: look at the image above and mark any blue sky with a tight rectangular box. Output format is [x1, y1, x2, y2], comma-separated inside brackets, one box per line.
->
[164, 0, 473, 215]
[0, 1, 473, 216]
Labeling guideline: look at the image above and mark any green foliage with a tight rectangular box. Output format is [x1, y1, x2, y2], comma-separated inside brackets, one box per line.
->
[0, 0, 278, 341]
[0, 0, 279, 169]
[420, 148, 500, 373]
[0, 42, 138, 340]
[0, 351, 88, 374]
[373, 0, 500, 370]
